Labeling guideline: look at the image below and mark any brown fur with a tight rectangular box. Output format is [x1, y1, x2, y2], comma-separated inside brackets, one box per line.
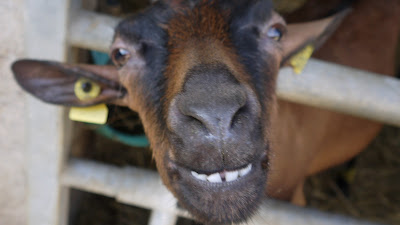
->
[165, 1, 231, 96]
[164, 1, 255, 113]
[167, 1, 230, 47]
[268, 0, 400, 204]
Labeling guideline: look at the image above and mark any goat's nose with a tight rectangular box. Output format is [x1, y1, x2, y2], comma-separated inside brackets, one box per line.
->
[167, 64, 261, 171]
[173, 65, 247, 136]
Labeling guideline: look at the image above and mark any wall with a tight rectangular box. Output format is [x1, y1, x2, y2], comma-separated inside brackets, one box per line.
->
[0, 0, 27, 225]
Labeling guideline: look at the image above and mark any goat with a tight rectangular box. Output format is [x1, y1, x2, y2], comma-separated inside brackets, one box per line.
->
[11, 0, 400, 224]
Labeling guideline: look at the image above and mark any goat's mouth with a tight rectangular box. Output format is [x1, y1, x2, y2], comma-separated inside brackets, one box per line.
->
[166, 154, 268, 224]
[190, 163, 253, 183]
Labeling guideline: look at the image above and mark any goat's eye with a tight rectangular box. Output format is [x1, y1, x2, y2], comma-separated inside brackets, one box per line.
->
[267, 25, 284, 41]
[111, 48, 130, 68]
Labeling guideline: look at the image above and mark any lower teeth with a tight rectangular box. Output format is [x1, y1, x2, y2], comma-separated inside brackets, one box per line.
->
[191, 164, 252, 183]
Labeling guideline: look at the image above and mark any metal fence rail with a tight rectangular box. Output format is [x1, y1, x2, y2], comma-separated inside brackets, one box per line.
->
[68, 10, 400, 127]
[62, 158, 386, 225]
[277, 60, 400, 126]
[68, 10, 120, 53]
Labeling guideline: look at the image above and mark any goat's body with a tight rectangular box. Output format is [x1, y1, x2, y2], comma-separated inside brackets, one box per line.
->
[270, 101, 382, 203]
[269, 0, 400, 203]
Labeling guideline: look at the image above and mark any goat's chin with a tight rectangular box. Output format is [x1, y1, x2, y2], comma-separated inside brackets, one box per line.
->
[165, 158, 267, 224]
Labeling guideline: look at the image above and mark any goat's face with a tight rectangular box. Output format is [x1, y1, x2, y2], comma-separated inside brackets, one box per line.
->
[112, 2, 283, 223]
[12, 0, 347, 224]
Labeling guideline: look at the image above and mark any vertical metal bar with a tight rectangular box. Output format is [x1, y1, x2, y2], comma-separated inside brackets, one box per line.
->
[24, 0, 70, 225]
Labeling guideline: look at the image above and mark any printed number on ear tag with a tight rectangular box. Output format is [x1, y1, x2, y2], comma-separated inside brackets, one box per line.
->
[69, 104, 109, 125]
[289, 45, 314, 74]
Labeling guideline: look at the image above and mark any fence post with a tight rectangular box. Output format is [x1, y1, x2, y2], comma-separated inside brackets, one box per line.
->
[24, 0, 71, 224]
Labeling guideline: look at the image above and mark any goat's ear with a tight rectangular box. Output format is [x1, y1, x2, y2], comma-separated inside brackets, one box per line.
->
[281, 9, 350, 68]
[11, 59, 128, 107]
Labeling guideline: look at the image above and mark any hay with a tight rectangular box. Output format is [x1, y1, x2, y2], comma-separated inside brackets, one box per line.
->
[305, 126, 400, 225]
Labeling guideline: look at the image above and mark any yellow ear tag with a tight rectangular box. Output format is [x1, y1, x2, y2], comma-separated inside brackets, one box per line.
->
[69, 78, 108, 124]
[74, 78, 101, 100]
[69, 104, 109, 124]
[289, 45, 315, 74]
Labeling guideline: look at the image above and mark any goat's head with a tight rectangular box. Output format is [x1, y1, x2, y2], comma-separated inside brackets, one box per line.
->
[12, 0, 347, 224]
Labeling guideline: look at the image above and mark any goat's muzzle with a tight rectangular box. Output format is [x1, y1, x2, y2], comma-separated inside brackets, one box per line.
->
[164, 64, 268, 224]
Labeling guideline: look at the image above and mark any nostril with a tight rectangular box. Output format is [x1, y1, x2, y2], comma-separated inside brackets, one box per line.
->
[230, 103, 248, 130]
[168, 98, 207, 133]
[186, 114, 207, 130]
[178, 103, 201, 123]
[172, 100, 211, 134]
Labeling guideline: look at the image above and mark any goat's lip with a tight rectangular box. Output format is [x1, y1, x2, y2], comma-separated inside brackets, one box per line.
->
[165, 154, 268, 224]
[180, 163, 256, 186]
[190, 163, 253, 183]
[168, 153, 268, 188]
